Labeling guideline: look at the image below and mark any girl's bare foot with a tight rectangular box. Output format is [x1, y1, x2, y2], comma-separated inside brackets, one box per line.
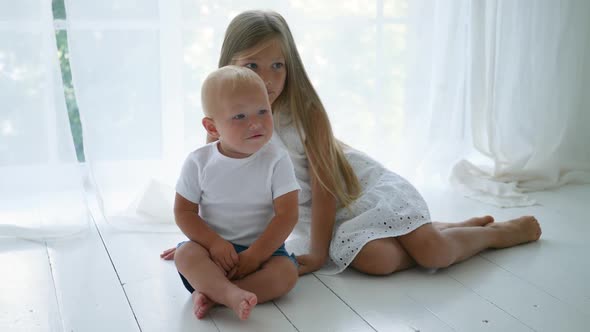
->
[487, 216, 542, 248]
[435, 215, 495, 230]
[226, 288, 257, 320]
[192, 292, 216, 319]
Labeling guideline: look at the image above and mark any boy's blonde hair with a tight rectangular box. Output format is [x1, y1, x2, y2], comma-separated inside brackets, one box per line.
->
[219, 10, 360, 206]
[201, 65, 267, 117]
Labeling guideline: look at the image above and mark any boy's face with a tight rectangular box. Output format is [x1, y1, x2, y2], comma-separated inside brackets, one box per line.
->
[204, 81, 273, 158]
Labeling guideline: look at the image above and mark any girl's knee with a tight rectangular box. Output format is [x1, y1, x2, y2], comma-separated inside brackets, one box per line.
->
[414, 254, 453, 269]
[411, 238, 454, 269]
[352, 258, 397, 276]
[401, 231, 454, 269]
[351, 239, 403, 276]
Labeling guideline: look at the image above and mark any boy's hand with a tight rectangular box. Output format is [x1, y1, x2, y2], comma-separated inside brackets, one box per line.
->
[229, 249, 263, 280]
[160, 247, 176, 260]
[208, 238, 239, 273]
[296, 253, 326, 275]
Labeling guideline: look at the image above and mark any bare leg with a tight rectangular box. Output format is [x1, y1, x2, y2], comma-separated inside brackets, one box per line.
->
[434, 215, 494, 230]
[186, 256, 298, 319]
[351, 215, 496, 275]
[175, 242, 257, 320]
[351, 237, 415, 275]
[397, 216, 541, 269]
[159, 217, 494, 262]
[233, 256, 298, 303]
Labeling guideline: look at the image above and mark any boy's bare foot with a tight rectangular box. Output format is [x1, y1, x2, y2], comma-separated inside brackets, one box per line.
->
[226, 288, 257, 320]
[436, 215, 495, 230]
[192, 292, 216, 319]
[487, 216, 542, 248]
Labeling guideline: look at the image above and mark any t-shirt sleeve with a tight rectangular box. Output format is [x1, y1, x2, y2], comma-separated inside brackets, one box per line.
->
[271, 152, 301, 200]
[175, 155, 201, 204]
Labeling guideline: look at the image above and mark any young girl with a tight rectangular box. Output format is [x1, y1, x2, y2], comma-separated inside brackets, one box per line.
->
[163, 10, 541, 277]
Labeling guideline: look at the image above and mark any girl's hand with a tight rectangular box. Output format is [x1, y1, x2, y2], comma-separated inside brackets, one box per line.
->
[160, 247, 176, 260]
[296, 253, 326, 275]
[229, 249, 263, 280]
[209, 238, 239, 273]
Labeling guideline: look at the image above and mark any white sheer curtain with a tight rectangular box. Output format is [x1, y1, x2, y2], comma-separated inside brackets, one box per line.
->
[401, 0, 590, 207]
[59, 0, 590, 226]
[65, 0, 407, 227]
[0, 0, 88, 238]
[4, 1, 588, 237]
[398, 0, 471, 182]
[64, 0, 181, 229]
[451, 0, 590, 206]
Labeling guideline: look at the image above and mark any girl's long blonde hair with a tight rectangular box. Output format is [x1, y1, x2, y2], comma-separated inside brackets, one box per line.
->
[219, 10, 360, 206]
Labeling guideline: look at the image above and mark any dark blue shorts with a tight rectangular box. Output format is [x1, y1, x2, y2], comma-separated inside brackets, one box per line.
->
[176, 241, 297, 293]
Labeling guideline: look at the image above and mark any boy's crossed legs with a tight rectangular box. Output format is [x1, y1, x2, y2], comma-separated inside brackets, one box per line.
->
[175, 241, 298, 320]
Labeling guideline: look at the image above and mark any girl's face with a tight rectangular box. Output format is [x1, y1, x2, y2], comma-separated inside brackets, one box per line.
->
[233, 39, 287, 105]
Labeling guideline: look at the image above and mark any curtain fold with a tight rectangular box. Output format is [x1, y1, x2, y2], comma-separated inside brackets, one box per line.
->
[0, 0, 88, 239]
[450, 0, 590, 207]
[64, 0, 182, 229]
[399, 0, 471, 184]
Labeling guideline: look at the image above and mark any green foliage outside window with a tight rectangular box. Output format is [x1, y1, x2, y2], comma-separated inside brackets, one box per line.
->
[52, 0, 84, 162]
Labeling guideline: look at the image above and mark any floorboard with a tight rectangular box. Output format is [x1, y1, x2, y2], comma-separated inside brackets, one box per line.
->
[0, 239, 61, 332]
[2, 184, 589, 331]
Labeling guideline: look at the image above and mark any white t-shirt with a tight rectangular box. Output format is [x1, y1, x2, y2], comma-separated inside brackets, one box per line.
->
[175, 140, 300, 246]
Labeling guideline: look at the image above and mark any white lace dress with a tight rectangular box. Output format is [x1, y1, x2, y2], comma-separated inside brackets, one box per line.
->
[272, 115, 431, 275]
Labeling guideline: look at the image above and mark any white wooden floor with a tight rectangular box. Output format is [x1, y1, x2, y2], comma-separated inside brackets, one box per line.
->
[2, 184, 589, 332]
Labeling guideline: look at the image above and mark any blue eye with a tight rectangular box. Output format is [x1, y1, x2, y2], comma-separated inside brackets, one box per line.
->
[232, 114, 246, 120]
[258, 109, 268, 115]
[245, 63, 258, 70]
[272, 63, 284, 69]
